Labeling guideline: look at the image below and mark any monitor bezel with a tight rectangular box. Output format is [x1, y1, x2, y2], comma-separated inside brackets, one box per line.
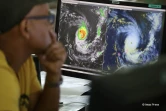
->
[55, 0, 166, 78]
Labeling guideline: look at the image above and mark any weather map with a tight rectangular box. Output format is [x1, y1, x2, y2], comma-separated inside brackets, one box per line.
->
[103, 9, 164, 73]
[58, 2, 165, 74]
[58, 3, 107, 72]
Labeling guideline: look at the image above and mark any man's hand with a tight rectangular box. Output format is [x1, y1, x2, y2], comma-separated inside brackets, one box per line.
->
[38, 30, 67, 79]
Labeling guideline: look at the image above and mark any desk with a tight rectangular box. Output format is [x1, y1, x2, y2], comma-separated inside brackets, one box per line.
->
[41, 71, 91, 111]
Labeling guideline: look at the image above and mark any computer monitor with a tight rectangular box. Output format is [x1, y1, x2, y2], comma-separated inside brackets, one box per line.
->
[55, 0, 166, 75]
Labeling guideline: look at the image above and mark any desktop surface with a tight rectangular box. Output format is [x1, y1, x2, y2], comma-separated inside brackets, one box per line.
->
[40, 71, 90, 111]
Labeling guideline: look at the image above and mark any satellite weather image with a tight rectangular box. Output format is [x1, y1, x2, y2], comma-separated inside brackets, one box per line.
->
[58, 2, 165, 74]
[103, 9, 164, 73]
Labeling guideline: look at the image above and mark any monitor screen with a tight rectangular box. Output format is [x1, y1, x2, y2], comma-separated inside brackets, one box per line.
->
[56, 0, 166, 75]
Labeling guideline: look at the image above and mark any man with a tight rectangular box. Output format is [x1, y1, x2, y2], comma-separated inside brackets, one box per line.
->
[0, 0, 66, 111]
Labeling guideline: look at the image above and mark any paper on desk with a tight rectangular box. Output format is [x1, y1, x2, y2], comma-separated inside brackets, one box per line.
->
[62, 76, 90, 87]
[41, 71, 91, 95]
[59, 103, 85, 111]
[60, 95, 90, 104]
[41, 71, 90, 111]
[59, 95, 89, 111]
[61, 86, 90, 95]
[61, 76, 91, 95]
[40, 71, 47, 88]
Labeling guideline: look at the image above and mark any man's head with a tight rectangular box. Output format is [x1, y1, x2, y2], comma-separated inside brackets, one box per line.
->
[0, 0, 56, 55]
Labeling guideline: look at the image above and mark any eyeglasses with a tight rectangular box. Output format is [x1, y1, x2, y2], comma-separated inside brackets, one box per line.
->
[25, 13, 56, 24]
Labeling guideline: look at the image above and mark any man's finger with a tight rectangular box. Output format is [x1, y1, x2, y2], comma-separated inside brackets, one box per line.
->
[49, 49, 66, 61]
[49, 30, 57, 44]
[45, 42, 63, 56]
[46, 46, 66, 61]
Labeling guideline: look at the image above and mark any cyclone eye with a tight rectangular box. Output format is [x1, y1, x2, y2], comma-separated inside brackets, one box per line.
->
[80, 30, 86, 38]
[77, 26, 88, 40]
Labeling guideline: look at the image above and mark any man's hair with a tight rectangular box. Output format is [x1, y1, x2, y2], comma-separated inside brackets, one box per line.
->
[0, 0, 55, 34]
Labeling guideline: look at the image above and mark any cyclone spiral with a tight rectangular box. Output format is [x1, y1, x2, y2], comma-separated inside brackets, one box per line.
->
[58, 2, 165, 74]
[103, 9, 164, 72]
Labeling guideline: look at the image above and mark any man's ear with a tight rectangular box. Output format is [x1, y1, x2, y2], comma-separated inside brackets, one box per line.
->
[19, 19, 30, 40]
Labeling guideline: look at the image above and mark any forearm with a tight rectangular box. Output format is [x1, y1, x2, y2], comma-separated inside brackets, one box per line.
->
[34, 73, 61, 111]
[34, 32, 66, 111]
